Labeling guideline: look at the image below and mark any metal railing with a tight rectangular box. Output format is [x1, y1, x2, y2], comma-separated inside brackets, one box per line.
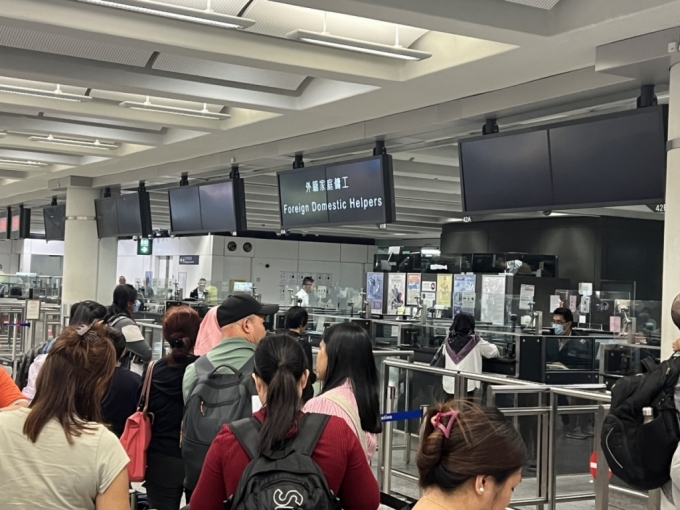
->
[378, 359, 658, 510]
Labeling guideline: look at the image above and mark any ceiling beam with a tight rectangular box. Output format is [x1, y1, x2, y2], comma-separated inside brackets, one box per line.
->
[0, 0, 401, 86]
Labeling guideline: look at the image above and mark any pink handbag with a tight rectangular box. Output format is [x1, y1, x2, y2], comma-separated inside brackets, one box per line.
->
[120, 361, 155, 482]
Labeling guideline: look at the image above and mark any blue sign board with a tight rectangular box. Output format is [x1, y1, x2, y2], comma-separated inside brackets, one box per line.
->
[179, 255, 200, 265]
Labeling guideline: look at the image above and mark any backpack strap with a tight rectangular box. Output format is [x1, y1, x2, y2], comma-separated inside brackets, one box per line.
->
[319, 390, 369, 454]
[229, 418, 262, 460]
[193, 354, 215, 378]
[641, 357, 658, 374]
[292, 413, 330, 457]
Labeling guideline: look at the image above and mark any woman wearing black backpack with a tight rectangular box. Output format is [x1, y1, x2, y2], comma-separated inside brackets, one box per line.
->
[191, 333, 380, 510]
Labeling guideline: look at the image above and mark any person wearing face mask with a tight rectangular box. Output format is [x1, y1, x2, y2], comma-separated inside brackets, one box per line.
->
[414, 401, 526, 510]
[105, 285, 152, 375]
[296, 276, 314, 307]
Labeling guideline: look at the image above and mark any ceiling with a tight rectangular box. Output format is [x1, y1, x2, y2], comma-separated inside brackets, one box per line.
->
[0, 0, 677, 240]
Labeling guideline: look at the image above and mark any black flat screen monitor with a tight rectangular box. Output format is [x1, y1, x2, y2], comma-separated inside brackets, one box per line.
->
[169, 186, 202, 235]
[0, 209, 8, 241]
[117, 193, 143, 237]
[95, 197, 119, 238]
[199, 182, 235, 232]
[278, 154, 396, 229]
[459, 130, 554, 213]
[43, 204, 66, 241]
[549, 106, 667, 207]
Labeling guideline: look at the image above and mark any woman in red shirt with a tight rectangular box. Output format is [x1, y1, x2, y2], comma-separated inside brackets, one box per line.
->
[191, 333, 380, 510]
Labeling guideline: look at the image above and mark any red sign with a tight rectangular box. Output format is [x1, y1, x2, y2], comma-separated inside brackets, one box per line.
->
[589, 451, 612, 479]
[0, 217, 7, 232]
[11, 215, 19, 231]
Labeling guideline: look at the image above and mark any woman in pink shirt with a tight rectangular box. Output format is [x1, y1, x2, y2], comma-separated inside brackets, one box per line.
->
[304, 322, 381, 461]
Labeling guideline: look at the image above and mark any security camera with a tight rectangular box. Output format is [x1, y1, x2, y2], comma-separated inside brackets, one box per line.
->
[543, 211, 552, 216]
[231, 231, 237, 236]
[377, 223, 387, 230]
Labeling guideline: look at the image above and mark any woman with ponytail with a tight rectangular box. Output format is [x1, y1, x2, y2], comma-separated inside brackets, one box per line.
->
[144, 305, 200, 510]
[414, 401, 526, 510]
[191, 333, 380, 510]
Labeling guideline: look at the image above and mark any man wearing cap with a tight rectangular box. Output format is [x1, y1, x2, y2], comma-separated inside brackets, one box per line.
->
[182, 294, 279, 402]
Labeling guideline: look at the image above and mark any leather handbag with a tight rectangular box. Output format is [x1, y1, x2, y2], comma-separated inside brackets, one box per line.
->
[120, 361, 156, 482]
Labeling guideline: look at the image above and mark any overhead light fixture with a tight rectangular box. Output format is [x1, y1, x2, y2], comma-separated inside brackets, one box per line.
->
[28, 134, 119, 150]
[76, 0, 256, 29]
[120, 96, 230, 120]
[0, 158, 48, 167]
[286, 16, 431, 61]
[0, 83, 92, 102]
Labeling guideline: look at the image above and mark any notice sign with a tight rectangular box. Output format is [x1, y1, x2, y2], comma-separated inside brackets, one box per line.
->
[278, 155, 395, 229]
[179, 255, 199, 265]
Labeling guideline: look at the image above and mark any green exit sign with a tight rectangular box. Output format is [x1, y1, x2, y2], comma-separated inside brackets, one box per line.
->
[137, 238, 152, 256]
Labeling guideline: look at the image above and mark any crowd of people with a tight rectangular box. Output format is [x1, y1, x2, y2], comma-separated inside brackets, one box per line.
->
[0, 286, 534, 510]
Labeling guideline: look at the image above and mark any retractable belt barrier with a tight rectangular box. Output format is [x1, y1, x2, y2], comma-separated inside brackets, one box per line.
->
[378, 358, 657, 510]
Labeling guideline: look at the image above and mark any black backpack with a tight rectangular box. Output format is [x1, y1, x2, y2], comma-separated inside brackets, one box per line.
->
[182, 355, 256, 490]
[601, 355, 680, 490]
[225, 413, 341, 510]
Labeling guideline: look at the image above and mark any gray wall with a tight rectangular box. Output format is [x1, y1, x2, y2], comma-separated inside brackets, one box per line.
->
[441, 217, 663, 300]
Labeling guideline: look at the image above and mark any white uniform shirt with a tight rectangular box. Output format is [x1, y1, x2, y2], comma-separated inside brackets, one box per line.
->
[442, 337, 500, 394]
[296, 288, 309, 307]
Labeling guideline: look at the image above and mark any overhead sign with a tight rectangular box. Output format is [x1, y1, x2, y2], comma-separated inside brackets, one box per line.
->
[646, 203, 665, 213]
[277, 154, 396, 229]
[179, 255, 199, 265]
[137, 238, 152, 256]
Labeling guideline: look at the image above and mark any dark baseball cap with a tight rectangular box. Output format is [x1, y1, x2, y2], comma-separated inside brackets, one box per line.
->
[216, 294, 279, 328]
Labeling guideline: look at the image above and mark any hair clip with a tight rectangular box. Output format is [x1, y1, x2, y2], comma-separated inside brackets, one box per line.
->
[75, 324, 93, 337]
[431, 410, 459, 439]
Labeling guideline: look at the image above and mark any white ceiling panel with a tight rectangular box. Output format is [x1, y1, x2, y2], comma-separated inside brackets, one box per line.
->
[0, 25, 153, 66]
[243, 0, 428, 47]
[0, 76, 87, 95]
[90, 89, 225, 111]
[152, 53, 307, 91]
[149, 0, 247, 15]
[0, 106, 41, 116]
[505, 0, 560, 9]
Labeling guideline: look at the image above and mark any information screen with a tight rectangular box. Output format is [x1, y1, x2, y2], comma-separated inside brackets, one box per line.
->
[9, 210, 20, 240]
[459, 130, 554, 213]
[278, 155, 395, 229]
[0, 211, 8, 241]
[199, 181, 237, 233]
[43, 204, 66, 242]
[95, 197, 119, 238]
[117, 193, 143, 236]
[550, 107, 666, 206]
[169, 186, 202, 234]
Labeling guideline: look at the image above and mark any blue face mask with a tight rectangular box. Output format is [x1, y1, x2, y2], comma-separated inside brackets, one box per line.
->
[553, 323, 565, 335]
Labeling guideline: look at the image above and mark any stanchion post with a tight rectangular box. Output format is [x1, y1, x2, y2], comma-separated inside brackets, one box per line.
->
[381, 385, 396, 495]
[594, 404, 610, 510]
[377, 361, 388, 490]
[548, 390, 558, 510]
[404, 363, 412, 464]
[10, 312, 19, 376]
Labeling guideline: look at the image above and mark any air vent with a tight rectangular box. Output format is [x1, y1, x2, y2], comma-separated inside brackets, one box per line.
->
[506, 0, 560, 9]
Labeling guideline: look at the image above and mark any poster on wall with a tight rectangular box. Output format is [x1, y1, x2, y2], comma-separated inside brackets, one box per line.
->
[366, 272, 384, 314]
[386, 273, 406, 314]
[453, 274, 476, 315]
[519, 284, 535, 310]
[481, 275, 506, 325]
[406, 273, 422, 305]
[436, 274, 453, 308]
[421, 292, 436, 308]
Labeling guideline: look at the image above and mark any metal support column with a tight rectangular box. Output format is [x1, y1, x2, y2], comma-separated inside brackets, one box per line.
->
[381, 385, 396, 495]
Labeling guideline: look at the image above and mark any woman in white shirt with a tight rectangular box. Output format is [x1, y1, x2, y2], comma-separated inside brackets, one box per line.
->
[440, 312, 499, 399]
[0, 322, 130, 510]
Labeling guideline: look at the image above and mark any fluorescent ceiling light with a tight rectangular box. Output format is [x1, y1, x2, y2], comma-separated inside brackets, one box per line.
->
[0, 83, 91, 102]
[120, 97, 230, 120]
[76, 0, 256, 29]
[286, 29, 431, 61]
[0, 158, 48, 167]
[28, 134, 119, 150]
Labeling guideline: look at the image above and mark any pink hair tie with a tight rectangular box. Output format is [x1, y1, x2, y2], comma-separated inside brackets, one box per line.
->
[431, 410, 459, 439]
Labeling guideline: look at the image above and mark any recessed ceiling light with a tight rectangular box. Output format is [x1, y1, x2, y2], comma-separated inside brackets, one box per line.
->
[28, 134, 119, 150]
[0, 158, 48, 167]
[76, 0, 256, 29]
[0, 84, 92, 102]
[120, 96, 230, 120]
[286, 28, 431, 61]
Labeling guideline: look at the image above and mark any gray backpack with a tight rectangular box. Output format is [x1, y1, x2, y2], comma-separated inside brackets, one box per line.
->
[182, 355, 256, 490]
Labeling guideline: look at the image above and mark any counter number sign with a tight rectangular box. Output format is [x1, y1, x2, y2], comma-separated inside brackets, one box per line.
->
[137, 238, 152, 256]
[646, 203, 666, 213]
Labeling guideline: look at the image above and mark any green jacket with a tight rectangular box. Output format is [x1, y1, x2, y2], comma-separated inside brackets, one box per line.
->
[182, 336, 256, 403]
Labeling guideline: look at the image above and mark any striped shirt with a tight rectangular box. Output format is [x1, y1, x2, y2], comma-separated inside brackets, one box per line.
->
[304, 379, 377, 462]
